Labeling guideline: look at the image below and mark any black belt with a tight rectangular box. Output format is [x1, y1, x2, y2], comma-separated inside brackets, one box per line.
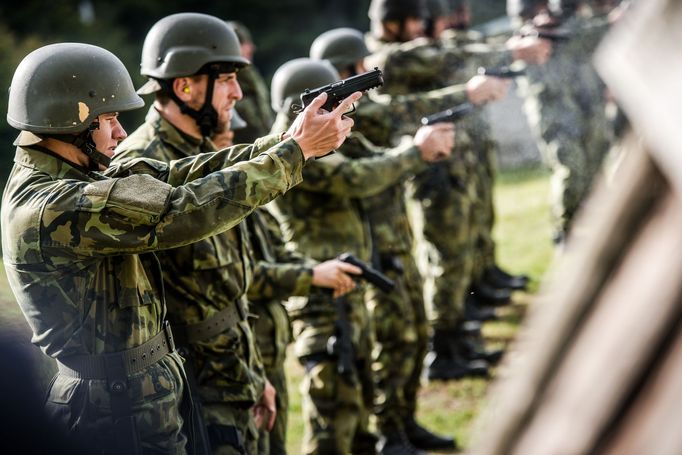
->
[56, 321, 176, 379]
[180, 300, 247, 344]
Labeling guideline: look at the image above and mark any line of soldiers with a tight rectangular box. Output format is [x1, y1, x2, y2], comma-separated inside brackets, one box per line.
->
[1, 0, 623, 454]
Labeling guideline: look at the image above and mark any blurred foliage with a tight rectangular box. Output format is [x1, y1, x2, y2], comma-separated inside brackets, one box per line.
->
[0, 0, 505, 190]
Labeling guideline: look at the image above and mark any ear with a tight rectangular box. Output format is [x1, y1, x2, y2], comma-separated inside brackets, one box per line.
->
[172, 77, 192, 101]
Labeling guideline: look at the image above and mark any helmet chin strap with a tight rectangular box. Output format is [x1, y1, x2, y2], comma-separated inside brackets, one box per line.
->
[47, 120, 111, 170]
[159, 69, 220, 138]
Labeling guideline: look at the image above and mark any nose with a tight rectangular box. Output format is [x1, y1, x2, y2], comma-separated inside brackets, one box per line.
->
[112, 118, 127, 142]
[230, 78, 243, 101]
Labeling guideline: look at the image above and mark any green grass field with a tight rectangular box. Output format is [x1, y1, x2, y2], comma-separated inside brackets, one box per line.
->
[0, 166, 555, 453]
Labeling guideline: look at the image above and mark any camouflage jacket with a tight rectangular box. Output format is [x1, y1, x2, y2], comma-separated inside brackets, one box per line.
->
[247, 207, 316, 367]
[112, 107, 304, 405]
[2, 121, 303, 362]
[234, 65, 275, 144]
[270, 112, 427, 263]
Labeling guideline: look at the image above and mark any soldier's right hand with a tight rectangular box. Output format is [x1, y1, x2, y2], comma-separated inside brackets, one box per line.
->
[414, 123, 455, 162]
[286, 91, 362, 160]
[466, 75, 511, 106]
[313, 259, 362, 298]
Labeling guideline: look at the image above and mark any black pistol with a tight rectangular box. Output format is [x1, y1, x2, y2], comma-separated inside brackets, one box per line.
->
[299, 68, 384, 113]
[420, 102, 475, 126]
[478, 66, 526, 79]
[338, 252, 395, 293]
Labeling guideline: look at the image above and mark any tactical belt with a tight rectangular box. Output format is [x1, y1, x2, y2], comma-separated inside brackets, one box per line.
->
[56, 321, 176, 379]
[179, 299, 247, 344]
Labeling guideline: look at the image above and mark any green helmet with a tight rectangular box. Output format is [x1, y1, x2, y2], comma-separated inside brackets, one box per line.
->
[368, 0, 429, 21]
[139, 12, 249, 137]
[270, 58, 339, 113]
[310, 28, 370, 72]
[138, 12, 249, 94]
[7, 42, 143, 168]
[8, 42, 143, 135]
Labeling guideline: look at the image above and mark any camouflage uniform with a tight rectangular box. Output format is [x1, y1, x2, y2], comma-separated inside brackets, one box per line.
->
[367, 32, 509, 330]
[114, 107, 302, 454]
[2, 117, 304, 454]
[234, 66, 275, 144]
[246, 207, 318, 455]
[515, 14, 612, 241]
[270, 109, 433, 454]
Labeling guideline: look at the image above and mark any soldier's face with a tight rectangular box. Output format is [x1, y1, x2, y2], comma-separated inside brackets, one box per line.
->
[186, 73, 243, 134]
[91, 112, 126, 160]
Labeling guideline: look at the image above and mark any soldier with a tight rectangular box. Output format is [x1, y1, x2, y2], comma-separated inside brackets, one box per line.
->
[226, 21, 275, 144]
[310, 26, 492, 453]
[113, 13, 361, 455]
[511, 0, 614, 244]
[246, 206, 365, 455]
[2, 41, 349, 454]
[268, 57, 454, 455]
[363, 0, 519, 388]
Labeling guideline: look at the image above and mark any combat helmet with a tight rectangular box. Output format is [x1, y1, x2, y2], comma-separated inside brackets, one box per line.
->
[138, 12, 249, 137]
[310, 28, 370, 72]
[368, 0, 429, 21]
[270, 58, 339, 114]
[7, 42, 144, 168]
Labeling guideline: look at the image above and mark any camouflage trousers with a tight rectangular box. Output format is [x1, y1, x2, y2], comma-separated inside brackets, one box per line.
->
[417, 184, 476, 329]
[471, 148, 497, 281]
[252, 301, 292, 455]
[288, 288, 376, 454]
[366, 251, 429, 430]
[204, 402, 258, 455]
[44, 354, 187, 454]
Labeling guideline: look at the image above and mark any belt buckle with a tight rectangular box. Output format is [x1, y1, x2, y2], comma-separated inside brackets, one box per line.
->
[163, 320, 176, 353]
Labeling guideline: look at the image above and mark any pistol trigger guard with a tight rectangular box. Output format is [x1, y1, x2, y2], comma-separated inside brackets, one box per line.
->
[345, 103, 357, 116]
[291, 103, 303, 114]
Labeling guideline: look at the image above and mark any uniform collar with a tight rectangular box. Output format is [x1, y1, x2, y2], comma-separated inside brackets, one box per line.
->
[13, 145, 98, 181]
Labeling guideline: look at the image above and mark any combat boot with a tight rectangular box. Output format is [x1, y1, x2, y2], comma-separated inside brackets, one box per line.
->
[456, 323, 504, 365]
[426, 328, 489, 381]
[464, 294, 498, 322]
[377, 430, 424, 455]
[403, 416, 457, 452]
[485, 265, 529, 290]
[470, 281, 512, 306]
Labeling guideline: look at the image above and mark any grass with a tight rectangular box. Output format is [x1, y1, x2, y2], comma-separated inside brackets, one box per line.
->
[0, 166, 555, 453]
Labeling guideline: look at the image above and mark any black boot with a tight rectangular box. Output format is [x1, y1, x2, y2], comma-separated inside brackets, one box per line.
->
[426, 328, 489, 381]
[470, 281, 512, 306]
[403, 416, 457, 452]
[456, 323, 504, 365]
[464, 294, 498, 322]
[485, 265, 529, 290]
[377, 429, 424, 455]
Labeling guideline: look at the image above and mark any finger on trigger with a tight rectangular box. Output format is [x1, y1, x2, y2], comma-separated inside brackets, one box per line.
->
[332, 91, 362, 116]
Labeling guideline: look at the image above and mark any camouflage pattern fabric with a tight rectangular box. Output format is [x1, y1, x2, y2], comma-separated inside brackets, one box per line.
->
[269, 111, 431, 454]
[247, 207, 318, 455]
[515, 14, 613, 240]
[234, 66, 275, 144]
[113, 107, 305, 452]
[2, 105, 304, 452]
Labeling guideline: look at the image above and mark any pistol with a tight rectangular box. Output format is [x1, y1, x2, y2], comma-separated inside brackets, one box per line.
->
[478, 66, 526, 79]
[298, 68, 384, 113]
[338, 252, 395, 293]
[420, 102, 475, 126]
[521, 26, 571, 43]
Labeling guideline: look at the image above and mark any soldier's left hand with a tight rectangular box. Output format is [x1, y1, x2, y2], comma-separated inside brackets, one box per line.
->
[466, 75, 511, 105]
[253, 379, 277, 431]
